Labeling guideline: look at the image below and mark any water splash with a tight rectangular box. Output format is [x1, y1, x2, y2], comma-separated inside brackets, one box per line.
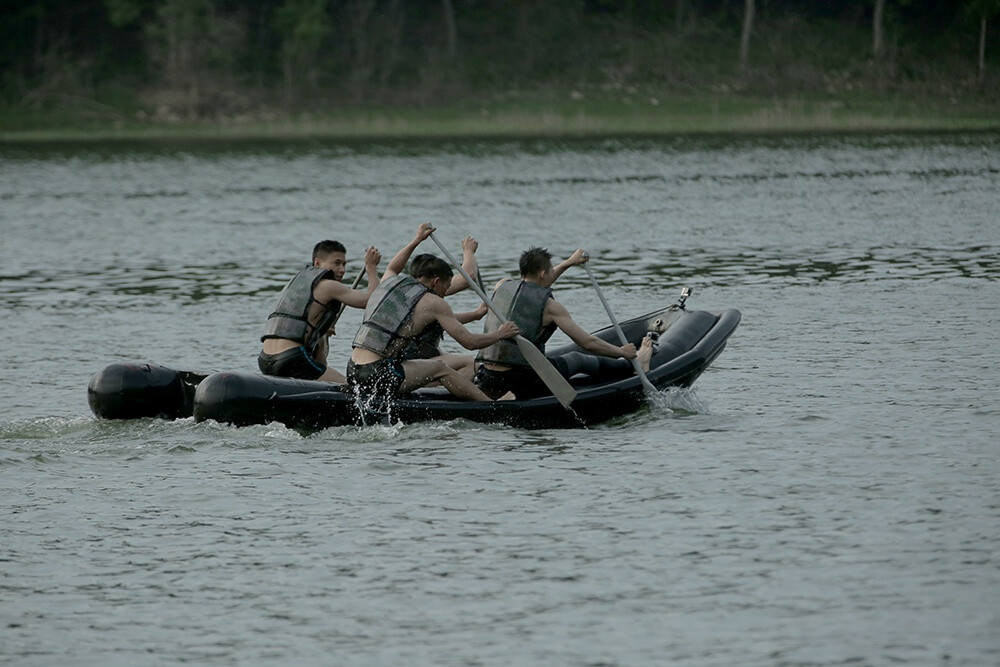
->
[350, 382, 399, 427]
[648, 387, 709, 415]
[0, 416, 95, 441]
[350, 420, 407, 442]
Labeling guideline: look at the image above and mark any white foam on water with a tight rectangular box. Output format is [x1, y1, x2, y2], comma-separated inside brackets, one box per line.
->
[648, 386, 709, 415]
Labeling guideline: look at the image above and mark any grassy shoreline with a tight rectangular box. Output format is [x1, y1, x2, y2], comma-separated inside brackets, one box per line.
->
[2, 94, 998, 142]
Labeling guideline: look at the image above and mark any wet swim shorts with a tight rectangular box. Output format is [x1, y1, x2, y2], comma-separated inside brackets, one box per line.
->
[347, 358, 406, 397]
[258, 346, 326, 380]
[474, 365, 551, 400]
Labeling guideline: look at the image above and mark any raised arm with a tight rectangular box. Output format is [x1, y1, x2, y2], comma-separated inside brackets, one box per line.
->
[446, 236, 480, 295]
[384, 222, 435, 279]
[549, 249, 588, 284]
[546, 299, 636, 359]
[360, 244, 382, 297]
[321, 245, 382, 309]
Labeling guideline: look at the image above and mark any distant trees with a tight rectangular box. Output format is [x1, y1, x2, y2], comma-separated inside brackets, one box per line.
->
[968, 0, 1000, 83]
[442, 0, 457, 59]
[873, 0, 886, 62]
[872, 0, 887, 89]
[275, 0, 329, 105]
[739, 0, 756, 77]
[0, 0, 996, 117]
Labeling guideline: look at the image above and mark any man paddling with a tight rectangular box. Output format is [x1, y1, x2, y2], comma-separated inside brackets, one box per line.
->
[259, 240, 381, 383]
[347, 225, 520, 402]
[382, 224, 489, 381]
[474, 247, 653, 400]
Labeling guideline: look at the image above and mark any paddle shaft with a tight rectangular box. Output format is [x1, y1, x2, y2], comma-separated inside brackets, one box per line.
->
[333, 266, 367, 327]
[428, 232, 576, 408]
[581, 263, 658, 395]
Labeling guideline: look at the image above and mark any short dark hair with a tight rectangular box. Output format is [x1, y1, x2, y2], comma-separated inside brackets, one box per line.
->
[519, 247, 553, 277]
[410, 254, 453, 280]
[312, 240, 346, 263]
[408, 253, 435, 277]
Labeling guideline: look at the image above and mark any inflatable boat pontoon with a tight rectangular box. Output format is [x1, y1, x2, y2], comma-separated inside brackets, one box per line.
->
[89, 298, 740, 430]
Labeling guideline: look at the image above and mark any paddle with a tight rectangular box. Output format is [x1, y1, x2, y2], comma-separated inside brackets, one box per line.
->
[581, 257, 658, 397]
[428, 231, 577, 409]
[333, 266, 367, 330]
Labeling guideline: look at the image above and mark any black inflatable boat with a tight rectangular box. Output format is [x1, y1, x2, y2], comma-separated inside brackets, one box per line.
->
[88, 364, 207, 421]
[89, 300, 740, 430]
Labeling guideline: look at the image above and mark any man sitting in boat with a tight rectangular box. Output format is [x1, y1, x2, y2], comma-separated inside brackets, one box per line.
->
[475, 247, 653, 400]
[259, 240, 382, 383]
[381, 224, 489, 382]
[348, 227, 520, 402]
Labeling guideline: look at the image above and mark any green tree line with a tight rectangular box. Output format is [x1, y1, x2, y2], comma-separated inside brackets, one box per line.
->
[2, 0, 998, 120]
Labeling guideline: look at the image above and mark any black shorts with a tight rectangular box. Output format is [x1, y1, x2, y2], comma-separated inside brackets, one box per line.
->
[474, 365, 550, 400]
[258, 346, 326, 380]
[347, 358, 406, 397]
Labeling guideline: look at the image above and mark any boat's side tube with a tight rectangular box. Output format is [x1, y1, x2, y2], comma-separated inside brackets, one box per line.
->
[88, 362, 204, 420]
[193, 372, 359, 429]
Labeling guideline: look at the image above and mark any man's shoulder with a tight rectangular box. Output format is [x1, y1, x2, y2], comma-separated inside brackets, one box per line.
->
[545, 296, 569, 316]
[415, 292, 450, 318]
[417, 290, 445, 306]
[313, 277, 350, 303]
[316, 276, 345, 291]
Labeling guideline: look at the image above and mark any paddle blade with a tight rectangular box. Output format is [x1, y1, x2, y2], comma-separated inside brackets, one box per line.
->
[514, 336, 577, 408]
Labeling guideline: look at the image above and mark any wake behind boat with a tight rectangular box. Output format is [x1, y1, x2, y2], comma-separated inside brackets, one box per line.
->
[88, 296, 740, 431]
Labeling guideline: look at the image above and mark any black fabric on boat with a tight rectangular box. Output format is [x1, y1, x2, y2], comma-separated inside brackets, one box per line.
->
[87, 363, 205, 420]
[551, 351, 634, 380]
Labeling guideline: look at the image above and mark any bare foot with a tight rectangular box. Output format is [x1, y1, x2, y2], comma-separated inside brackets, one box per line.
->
[637, 336, 654, 373]
[497, 391, 517, 401]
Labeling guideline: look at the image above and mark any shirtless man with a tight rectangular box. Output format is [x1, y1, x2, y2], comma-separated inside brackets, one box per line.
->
[384, 223, 489, 380]
[259, 240, 381, 383]
[475, 246, 653, 400]
[347, 225, 520, 402]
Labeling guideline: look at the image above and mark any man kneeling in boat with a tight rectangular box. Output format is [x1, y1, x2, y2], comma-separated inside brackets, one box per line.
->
[475, 247, 653, 400]
[259, 241, 382, 383]
[348, 252, 520, 402]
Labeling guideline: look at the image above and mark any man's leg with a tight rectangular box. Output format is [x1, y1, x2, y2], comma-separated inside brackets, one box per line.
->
[437, 353, 477, 380]
[400, 359, 493, 401]
[637, 336, 654, 373]
[317, 366, 347, 383]
[551, 335, 655, 379]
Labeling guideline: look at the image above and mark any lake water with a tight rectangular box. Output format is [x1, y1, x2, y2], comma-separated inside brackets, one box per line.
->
[2, 133, 998, 665]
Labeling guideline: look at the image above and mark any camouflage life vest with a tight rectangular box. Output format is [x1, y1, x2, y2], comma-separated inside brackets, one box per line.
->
[352, 274, 432, 359]
[399, 322, 444, 360]
[477, 279, 555, 367]
[261, 266, 342, 356]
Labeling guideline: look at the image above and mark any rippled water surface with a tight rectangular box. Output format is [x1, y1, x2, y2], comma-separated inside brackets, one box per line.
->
[2, 133, 999, 665]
